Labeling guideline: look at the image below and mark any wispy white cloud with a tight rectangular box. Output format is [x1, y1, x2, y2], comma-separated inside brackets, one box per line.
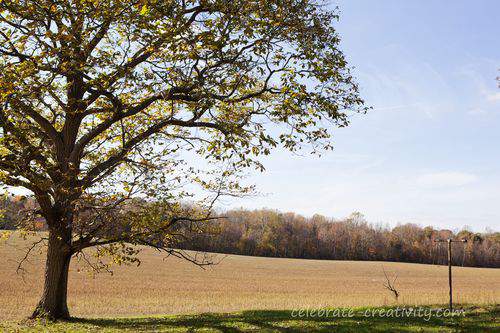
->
[467, 108, 487, 116]
[416, 172, 478, 188]
[373, 103, 422, 112]
[486, 91, 500, 102]
[457, 63, 500, 115]
[356, 48, 458, 120]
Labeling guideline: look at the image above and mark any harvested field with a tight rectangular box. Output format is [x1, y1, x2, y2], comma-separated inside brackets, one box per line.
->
[0, 234, 498, 320]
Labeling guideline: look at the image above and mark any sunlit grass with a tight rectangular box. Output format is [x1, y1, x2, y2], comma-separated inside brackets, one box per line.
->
[1, 305, 498, 332]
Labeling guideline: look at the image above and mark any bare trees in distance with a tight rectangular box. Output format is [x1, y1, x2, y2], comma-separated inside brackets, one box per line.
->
[181, 210, 499, 268]
[2, 197, 498, 268]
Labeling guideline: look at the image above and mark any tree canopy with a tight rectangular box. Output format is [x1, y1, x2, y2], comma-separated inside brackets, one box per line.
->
[0, 0, 366, 319]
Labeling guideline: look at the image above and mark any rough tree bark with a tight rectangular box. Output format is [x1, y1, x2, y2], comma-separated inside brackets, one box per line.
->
[31, 226, 73, 320]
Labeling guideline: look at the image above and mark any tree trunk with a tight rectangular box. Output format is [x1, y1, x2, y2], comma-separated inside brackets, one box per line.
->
[31, 230, 72, 320]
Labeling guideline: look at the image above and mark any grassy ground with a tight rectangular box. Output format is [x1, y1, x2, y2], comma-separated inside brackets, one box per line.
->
[1, 305, 498, 332]
[1, 233, 499, 320]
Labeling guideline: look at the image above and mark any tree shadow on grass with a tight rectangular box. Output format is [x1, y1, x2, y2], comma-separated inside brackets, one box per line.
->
[71, 305, 499, 332]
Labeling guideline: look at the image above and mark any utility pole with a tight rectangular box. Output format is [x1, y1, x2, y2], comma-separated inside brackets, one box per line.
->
[434, 238, 467, 311]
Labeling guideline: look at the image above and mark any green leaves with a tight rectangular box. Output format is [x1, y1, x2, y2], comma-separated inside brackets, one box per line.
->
[140, 4, 149, 15]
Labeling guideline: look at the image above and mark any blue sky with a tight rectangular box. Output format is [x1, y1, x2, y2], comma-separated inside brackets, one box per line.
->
[228, 0, 500, 231]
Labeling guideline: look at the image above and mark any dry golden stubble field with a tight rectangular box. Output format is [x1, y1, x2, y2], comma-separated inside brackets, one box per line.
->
[0, 233, 498, 320]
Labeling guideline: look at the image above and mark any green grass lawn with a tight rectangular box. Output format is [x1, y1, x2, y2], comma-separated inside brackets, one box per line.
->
[1, 305, 498, 332]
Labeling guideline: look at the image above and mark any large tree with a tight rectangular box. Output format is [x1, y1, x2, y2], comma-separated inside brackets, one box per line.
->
[0, 0, 366, 319]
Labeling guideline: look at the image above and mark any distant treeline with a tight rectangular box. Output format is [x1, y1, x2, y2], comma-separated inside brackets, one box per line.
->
[2, 196, 499, 268]
[179, 209, 500, 268]
[0, 195, 42, 230]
